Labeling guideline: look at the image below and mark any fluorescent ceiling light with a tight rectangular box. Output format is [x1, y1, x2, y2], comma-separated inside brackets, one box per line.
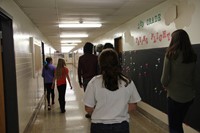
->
[61, 40, 82, 43]
[59, 23, 102, 28]
[61, 43, 78, 46]
[60, 34, 88, 38]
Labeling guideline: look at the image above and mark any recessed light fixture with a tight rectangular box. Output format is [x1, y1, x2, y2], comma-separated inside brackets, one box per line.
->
[60, 33, 88, 38]
[59, 23, 102, 28]
[61, 40, 82, 43]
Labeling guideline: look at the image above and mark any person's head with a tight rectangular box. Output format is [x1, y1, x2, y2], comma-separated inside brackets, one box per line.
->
[103, 43, 114, 49]
[166, 29, 197, 63]
[99, 49, 130, 91]
[44, 57, 52, 69]
[84, 42, 94, 54]
[99, 49, 119, 72]
[96, 44, 104, 53]
[55, 58, 66, 79]
[57, 58, 66, 68]
[46, 57, 52, 64]
[169, 29, 191, 50]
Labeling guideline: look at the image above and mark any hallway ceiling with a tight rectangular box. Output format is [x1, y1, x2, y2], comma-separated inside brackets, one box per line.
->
[14, 0, 166, 52]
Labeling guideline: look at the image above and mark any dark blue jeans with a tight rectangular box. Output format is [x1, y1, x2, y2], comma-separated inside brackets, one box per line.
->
[57, 84, 66, 111]
[168, 97, 193, 133]
[91, 121, 129, 133]
[45, 83, 55, 105]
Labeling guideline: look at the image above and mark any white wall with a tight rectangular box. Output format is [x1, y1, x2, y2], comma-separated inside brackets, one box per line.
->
[0, 0, 52, 132]
[93, 0, 200, 132]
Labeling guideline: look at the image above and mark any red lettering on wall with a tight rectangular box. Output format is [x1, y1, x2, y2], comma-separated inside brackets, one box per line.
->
[135, 30, 171, 46]
[167, 32, 171, 41]
[136, 36, 148, 45]
[163, 30, 167, 38]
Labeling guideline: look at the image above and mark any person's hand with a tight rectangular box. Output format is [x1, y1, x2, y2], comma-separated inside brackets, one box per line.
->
[162, 85, 167, 91]
[79, 82, 83, 88]
[51, 83, 55, 89]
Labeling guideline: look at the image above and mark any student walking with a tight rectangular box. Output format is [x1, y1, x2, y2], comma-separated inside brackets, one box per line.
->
[78, 42, 98, 118]
[84, 49, 141, 133]
[54, 58, 72, 113]
[161, 29, 197, 133]
[42, 57, 56, 110]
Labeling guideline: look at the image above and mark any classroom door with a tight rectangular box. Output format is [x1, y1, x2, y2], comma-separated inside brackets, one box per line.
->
[114, 37, 123, 63]
[0, 31, 6, 133]
[114, 36, 123, 54]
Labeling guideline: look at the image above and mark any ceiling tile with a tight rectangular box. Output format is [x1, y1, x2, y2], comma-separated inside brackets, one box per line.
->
[14, 0, 55, 8]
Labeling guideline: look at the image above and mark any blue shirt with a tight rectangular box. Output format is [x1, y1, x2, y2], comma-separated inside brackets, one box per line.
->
[42, 64, 56, 83]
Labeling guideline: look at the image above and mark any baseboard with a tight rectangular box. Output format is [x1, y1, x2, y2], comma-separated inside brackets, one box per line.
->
[23, 94, 44, 133]
[137, 106, 169, 131]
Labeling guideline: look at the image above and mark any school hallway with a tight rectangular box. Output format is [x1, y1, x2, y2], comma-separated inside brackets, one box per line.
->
[26, 64, 168, 133]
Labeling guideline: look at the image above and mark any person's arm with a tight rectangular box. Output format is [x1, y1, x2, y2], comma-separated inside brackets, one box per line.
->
[83, 80, 96, 115]
[161, 56, 171, 88]
[78, 58, 83, 88]
[85, 106, 94, 115]
[42, 67, 45, 77]
[51, 69, 56, 89]
[64, 67, 72, 89]
[128, 103, 137, 113]
[128, 81, 141, 113]
[95, 56, 98, 75]
[66, 73, 72, 89]
[51, 78, 56, 89]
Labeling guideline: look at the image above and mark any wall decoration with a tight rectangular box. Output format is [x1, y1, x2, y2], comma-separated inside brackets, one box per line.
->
[164, 0, 195, 29]
[137, 13, 161, 29]
[135, 30, 171, 46]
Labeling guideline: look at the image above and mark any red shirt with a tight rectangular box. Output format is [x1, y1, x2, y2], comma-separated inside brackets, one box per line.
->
[56, 67, 69, 86]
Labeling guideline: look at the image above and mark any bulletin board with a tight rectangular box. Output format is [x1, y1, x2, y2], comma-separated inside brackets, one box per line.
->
[30, 37, 42, 78]
[34, 44, 42, 72]
[121, 44, 200, 131]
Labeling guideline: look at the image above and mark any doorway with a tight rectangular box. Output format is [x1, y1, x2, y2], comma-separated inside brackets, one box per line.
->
[114, 36, 123, 63]
[0, 9, 19, 133]
[0, 30, 6, 133]
[114, 36, 123, 54]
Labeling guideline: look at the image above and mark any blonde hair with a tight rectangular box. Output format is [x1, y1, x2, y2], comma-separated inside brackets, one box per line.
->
[55, 58, 66, 79]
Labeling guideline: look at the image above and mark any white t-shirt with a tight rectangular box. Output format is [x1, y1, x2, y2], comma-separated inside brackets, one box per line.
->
[84, 75, 141, 124]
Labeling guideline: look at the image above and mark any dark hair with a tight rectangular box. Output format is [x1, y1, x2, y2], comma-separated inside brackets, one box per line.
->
[99, 49, 130, 91]
[84, 42, 94, 54]
[45, 57, 52, 69]
[103, 43, 114, 49]
[166, 29, 197, 63]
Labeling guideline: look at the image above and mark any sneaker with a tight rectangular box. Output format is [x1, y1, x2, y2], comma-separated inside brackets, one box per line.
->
[48, 105, 51, 110]
[61, 109, 66, 113]
[85, 114, 91, 119]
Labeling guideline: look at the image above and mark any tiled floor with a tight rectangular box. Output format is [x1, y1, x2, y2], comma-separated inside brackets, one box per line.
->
[27, 65, 168, 133]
